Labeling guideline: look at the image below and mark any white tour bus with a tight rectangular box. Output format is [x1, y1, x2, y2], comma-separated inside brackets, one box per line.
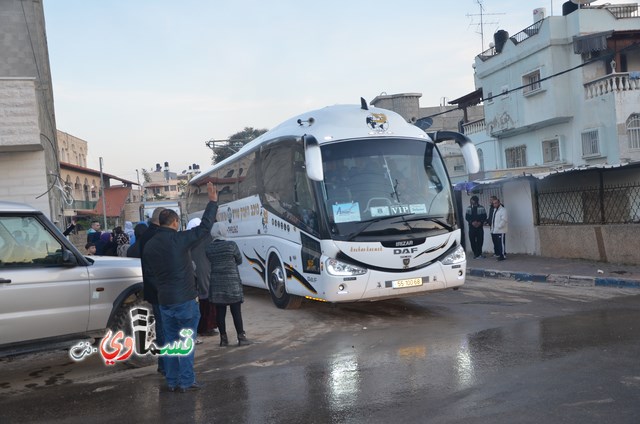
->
[187, 101, 479, 309]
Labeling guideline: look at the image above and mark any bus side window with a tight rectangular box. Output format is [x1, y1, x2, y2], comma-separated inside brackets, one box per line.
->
[261, 143, 295, 212]
[293, 170, 319, 234]
[237, 152, 258, 198]
[260, 141, 320, 235]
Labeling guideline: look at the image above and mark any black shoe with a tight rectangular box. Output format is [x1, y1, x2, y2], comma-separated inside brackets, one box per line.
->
[178, 382, 203, 393]
[237, 332, 251, 346]
[497, 256, 505, 261]
[220, 334, 229, 347]
[167, 386, 177, 393]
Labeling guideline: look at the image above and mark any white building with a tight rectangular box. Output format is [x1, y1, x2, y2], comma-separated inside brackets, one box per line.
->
[455, 3, 640, 264]
[469, 3, 640, 173]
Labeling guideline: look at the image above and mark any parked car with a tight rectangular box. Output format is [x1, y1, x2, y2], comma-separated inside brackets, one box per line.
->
[0, 201, 147, 359]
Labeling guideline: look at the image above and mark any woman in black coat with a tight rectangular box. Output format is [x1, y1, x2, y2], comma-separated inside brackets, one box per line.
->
[206, 222, 249, 347]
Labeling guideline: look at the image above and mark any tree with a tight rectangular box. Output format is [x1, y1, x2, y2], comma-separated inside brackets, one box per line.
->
[212, 127, 268, 164]
[141, 168, 151, 183]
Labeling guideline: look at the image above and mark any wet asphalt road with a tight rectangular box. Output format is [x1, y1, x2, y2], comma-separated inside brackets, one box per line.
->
[1, 277, 639, 424]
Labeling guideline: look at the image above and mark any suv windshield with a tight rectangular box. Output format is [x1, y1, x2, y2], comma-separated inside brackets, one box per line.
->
[320, 138, 455, 240]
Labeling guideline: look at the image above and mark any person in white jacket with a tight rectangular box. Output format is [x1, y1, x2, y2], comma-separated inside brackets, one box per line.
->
[490, 197, 508, 261]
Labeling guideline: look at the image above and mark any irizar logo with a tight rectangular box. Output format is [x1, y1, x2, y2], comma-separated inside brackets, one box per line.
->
[394, 247, 418, 255]
[395, 240, 414, 247]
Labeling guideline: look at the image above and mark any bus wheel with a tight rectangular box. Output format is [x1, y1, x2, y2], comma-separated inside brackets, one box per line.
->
[268, 256, 302, 310]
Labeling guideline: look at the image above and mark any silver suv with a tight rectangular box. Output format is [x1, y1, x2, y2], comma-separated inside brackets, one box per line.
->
[0, 201, 146, 356]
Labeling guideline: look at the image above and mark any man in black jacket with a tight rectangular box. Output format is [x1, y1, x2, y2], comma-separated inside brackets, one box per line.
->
[143, 182, 217, 393]
[136, 207, 166, 375]
[465, 196, 487, 259]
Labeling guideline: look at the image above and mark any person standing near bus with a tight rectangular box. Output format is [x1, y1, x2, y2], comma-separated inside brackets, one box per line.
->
[465, 196, 487, 259]
[143, 182, 218, 393]
[206, 221, 249, 347]
[490, 196, 508, 261]
[186, 217, 218, 338]
[138, 209, 165, 376]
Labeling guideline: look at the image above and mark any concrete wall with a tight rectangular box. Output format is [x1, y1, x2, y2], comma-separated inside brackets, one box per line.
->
[537, 225, 640, 265]
[0, 150, 50, 215]
[0, 1, 60, 225]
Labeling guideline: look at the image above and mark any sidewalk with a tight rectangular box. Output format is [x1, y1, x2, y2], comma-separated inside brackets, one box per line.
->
[466, 253, 640, 289]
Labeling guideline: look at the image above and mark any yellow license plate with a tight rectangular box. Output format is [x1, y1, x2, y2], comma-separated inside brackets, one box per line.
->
[392, 277, 423, 288]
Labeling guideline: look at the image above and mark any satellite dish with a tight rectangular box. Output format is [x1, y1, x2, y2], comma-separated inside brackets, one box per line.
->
[415, 117, 433, 131]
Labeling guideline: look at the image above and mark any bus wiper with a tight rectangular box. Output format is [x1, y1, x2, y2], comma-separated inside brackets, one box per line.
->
[392, 215, 454, 232]
[346, 218, 385, 241]
[346, 214, 413, 241]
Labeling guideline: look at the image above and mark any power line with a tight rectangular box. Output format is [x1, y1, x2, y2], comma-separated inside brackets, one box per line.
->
[424, 53, 614, 120]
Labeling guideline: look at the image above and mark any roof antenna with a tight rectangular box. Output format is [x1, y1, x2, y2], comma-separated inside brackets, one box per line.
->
[360, 97, 369, 110]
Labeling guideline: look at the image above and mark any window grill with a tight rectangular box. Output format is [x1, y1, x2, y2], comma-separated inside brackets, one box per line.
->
[581, 130, 600, 157]
[505, 145, 527, 168]
[537, 183, 640, 225]
[627, 115, 640, 150]
[523, 70, 541, 94]
[542, 139, 560, 163]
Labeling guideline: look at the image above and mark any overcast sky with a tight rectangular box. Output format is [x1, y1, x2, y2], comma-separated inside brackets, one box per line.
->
[42, 0, 628, 182]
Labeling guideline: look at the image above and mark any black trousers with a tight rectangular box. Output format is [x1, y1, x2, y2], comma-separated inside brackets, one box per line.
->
[491, 233, 506, 258]
[468, 226, 484, 257]
[215, 302, 244, 335]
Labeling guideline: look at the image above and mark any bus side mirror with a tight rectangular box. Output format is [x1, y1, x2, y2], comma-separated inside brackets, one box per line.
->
[303, 135, 324, 181]
[460, 142, 480, 174]
[428, 131, 480, 174]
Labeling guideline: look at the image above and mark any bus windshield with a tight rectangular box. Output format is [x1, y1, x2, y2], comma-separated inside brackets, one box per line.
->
[321, 138, 454, 240]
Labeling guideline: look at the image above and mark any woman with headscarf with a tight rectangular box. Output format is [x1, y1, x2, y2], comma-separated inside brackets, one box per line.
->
[206, 221, 248, 347]
[186, 218, 217, 338]
[124, 221, 136, 245]
[96, 231, 118, 256]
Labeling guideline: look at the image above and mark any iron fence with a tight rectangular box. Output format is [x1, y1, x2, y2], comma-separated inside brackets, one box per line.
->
[536, 182, 640, 225]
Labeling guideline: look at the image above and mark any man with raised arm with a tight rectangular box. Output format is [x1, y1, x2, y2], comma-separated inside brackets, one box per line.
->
[143, 182, 218, 393]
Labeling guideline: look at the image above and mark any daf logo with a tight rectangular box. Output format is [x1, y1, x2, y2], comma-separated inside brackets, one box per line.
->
[394, 248, 418, 255]
[402, 258, 410, 268]
[395, 240, 414, 247]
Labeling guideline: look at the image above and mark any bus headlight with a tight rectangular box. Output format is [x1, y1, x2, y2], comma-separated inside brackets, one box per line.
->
[325, 258, 367, 276]
[441, 245, 466, 265]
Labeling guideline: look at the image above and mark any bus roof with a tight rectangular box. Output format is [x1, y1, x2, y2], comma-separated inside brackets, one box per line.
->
[191, 103, 429, 186]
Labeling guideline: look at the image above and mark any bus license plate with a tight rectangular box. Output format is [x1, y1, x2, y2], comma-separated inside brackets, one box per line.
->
[392, 278, 423, 288]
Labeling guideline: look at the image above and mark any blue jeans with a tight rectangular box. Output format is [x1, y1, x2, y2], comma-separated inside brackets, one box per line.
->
[159, 299, 200, 389]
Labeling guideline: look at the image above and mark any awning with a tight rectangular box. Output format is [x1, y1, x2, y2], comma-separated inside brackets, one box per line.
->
[573, 30, 613, 54]
[454, 162, 640, 192]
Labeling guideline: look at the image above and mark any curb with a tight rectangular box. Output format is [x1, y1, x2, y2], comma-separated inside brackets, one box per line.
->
[467, 268, 640, 289]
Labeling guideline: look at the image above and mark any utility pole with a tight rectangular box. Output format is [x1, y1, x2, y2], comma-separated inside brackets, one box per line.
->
[99, 157, 108, 229]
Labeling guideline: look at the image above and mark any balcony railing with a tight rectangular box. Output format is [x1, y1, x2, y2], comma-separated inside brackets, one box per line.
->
[476, 20, 543, 62]
[584, 72, 640, 99]
[65, 200, 97, 210]
[462, 119, 486, 135]
[510, 20, 543, 45]
[600, 4, 639, 19]
[477, 46, 498, 62]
